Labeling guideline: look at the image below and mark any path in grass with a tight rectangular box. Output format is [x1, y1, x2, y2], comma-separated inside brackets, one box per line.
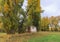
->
[28, 32, 60, 42]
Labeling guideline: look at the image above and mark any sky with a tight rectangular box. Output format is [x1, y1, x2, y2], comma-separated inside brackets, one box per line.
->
[22, 0, 60, 17]
[22, 0, 27, 11]
[41, 0, 60, 17]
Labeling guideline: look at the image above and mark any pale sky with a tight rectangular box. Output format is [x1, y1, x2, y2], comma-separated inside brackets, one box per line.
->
[41, 0, 60, 17]
[22, 0, 60, 17]
[22, 0, 27, 11]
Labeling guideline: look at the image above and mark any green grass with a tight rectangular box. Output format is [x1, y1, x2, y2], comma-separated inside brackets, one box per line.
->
[28, 32, 60, 42]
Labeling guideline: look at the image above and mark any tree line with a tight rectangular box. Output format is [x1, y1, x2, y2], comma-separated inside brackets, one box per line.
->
[0, 0, 60, 34]
[41, 16, 60, 31]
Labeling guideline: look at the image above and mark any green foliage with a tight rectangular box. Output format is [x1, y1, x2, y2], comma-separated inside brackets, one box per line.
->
[0, 0, 24, 34]
[0, 0, 42, 33]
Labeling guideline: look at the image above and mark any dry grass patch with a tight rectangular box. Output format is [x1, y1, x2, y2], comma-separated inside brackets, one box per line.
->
[0, 32, 49, 42]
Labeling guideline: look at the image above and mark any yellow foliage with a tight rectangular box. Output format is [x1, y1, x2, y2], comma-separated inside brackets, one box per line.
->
[28, 0, 32, 4]
[35, 0, 41, 13]
[9, 0, 13, 7]
[0, 6, 2, 12]
[4, 2, 9, 13]
[41, 17, 50, 26]
[0, 22, 3, 29]
[37, 0, 40, 7]
[35, 7, 40, 12]
[28, 0, 41, 13]
[15, 0, 19, 4]
[28, 8, 33, 15]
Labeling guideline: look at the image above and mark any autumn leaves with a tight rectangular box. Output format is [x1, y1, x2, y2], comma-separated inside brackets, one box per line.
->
[4, 2, 9, 13]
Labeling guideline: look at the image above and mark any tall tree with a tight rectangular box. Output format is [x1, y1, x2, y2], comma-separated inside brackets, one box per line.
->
[27, 0, 41, 31]
[0, 0, 24, 34]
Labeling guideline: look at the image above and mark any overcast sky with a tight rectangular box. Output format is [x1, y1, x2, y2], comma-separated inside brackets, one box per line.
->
[22, 0, 60, 17]
[41, 0, 60, 17]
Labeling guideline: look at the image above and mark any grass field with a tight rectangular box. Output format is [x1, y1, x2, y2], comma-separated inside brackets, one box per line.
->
[28, 32, 60, 42]
[0, 32, 60, 42]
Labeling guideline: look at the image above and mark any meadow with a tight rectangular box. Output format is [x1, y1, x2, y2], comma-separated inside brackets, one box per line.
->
[0, 32, 60, 42]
